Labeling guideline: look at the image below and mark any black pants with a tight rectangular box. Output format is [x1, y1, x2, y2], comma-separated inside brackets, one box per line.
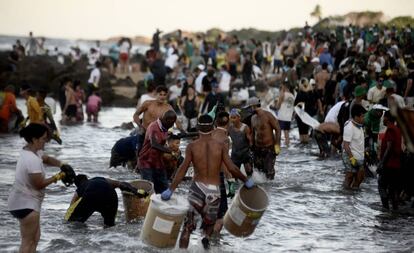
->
[378, 168, 401, 209]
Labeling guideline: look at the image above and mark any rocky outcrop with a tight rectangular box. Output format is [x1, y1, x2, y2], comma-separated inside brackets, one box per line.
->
[0, 54, 122, 106]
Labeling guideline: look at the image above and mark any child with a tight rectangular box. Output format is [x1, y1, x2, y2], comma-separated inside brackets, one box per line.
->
[162, 134, 184, 179]
[86, 90, 102, 122]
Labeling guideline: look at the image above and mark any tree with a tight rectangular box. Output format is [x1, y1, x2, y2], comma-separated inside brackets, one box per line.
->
[311, 4, 322, 21]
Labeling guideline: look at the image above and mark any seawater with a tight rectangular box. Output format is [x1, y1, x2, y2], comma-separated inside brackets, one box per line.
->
[0, 100, 413, 252]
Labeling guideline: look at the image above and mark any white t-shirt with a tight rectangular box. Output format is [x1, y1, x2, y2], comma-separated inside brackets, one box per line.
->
[367, 86, 386, 103]
[88, 51, 99, 66]
[195, 72, 207, 94]
[252, 65, 263, 80]
[278, 92, 295, 122]
[219, 70, 231, 92]
[356, 38, 364, 53]
[8, 149, 45, 212]
[343, 120, 365, 161]
[165, 54, 179, 69]
[120, 41, 130, 54]
[273, 45, 283, 60]
[88, 68, 101, 87]
[324, 101, 345, 123]
[169, 85, 182, 101]
[390, 94, 406, 108]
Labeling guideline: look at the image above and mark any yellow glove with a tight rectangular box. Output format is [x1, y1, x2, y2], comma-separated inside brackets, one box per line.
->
[274, 144, 281, 156]
[349, 156, 358, 167]
[53, 172, 66, 183]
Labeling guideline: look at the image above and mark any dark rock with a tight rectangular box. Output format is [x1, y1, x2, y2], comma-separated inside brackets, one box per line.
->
[0, 53, 133, 106]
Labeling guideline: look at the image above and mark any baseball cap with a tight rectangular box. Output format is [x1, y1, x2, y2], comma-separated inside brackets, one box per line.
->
[229, 108, 241, 116]
[354, 85, 367, 97]
[245, 97, 261, 107]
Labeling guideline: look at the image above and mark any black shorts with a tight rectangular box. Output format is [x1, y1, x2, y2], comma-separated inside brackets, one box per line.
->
[279, 120, 291, 131]
[231, 151, 252, 168]
[65, 105, 77, 117]
[10, 208, 33, 219]
[295, 115, 309, 135]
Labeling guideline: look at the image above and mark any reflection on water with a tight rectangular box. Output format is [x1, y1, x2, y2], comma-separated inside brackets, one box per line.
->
[0, 100, 413, 252]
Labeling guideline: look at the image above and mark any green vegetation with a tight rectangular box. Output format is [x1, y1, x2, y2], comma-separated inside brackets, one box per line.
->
[310, 5, 322, 21]
[387, 16, 414, 28]
[161, 11, 412, 43]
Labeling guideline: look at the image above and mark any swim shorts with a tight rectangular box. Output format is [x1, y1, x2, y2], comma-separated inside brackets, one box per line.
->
[188, 181, 221, 225]
[278, 120, 291, 131]
[65, 105, 77, 117]
[253, 146, 276, 179]
[341, 152, 364, 173]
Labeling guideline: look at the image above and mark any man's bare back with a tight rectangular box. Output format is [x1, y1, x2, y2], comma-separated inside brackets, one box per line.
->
[251, 110, 281, 147]
[188, 137, 225, 185]
[170, 134, 247, 190]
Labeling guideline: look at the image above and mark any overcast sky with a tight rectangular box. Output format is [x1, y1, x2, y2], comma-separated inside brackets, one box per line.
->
[0, 0, 413, 40]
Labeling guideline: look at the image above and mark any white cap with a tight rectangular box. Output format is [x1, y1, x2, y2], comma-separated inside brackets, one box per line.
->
[311, 57, 320, 63]
[197, 64, 205, 71]
[372, 104, 389, 111]
[309, 78, 316, 85]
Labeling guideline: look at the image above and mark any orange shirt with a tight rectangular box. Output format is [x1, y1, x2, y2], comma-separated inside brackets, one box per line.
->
[0, 92, 18, 121]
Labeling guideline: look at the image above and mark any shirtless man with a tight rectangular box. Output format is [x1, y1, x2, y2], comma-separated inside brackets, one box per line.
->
[63, 81, 78, 123]
[133, 85, 182, 155]
[247, 97, 281, 180]
[315, 63, 330, 119]
[133, 85, 173, 130]
[161, 114, 254, 249]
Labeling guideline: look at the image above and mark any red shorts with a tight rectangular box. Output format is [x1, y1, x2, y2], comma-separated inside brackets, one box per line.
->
[119, 53, 128, 63]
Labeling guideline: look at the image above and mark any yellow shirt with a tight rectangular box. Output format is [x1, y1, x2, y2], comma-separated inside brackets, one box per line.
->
[27, 96, 43, 123]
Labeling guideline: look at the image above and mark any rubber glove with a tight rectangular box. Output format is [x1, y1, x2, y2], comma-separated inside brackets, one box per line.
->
[349, 156, 358, 167]
[53, 172, 66, 183]
[244, 178, 254, 189]
[227, 179, 236, 198]
[161, 188, 173, 200]
[274, 144, 281, 156]
[137, 189, 150, 198]
[119, 182, 138, 194]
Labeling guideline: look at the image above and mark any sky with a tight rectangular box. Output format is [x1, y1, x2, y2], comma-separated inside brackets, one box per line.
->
[0, 0, 413, 40]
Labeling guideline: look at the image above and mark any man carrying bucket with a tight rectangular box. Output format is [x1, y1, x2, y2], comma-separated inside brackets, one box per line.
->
[161, 114, 254, 249]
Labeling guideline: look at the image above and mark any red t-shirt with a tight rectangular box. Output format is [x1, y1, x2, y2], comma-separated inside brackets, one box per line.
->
[138, 119, 168, 169]
[380, 124, 402, 169]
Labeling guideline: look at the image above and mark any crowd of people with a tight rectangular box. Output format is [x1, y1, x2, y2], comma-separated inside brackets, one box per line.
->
[3, 23, 414, 251]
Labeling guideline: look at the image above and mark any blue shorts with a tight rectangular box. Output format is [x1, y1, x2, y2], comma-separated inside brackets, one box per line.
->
[279, 120, 291, 130]
[273, 59, 283, 67]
